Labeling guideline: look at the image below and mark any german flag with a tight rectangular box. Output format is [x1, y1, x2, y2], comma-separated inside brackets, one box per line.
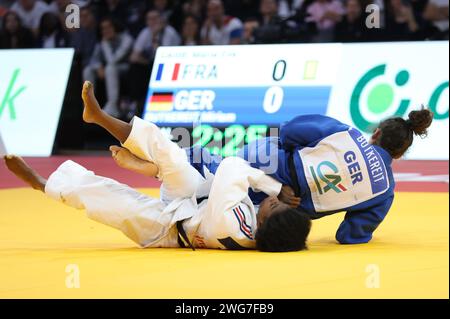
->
[148, 92, 174, 111]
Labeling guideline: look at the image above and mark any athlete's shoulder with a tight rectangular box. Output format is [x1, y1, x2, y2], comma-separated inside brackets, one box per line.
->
[229, 204, 255, 242]
[214, 204, 256, 250]
[372, 145, 394, 168]
[285, 114, 350, 127]
[281, 114, 351, 142]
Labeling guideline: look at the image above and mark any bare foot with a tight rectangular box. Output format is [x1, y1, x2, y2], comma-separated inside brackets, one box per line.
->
[4, 155, 46, 191]
[110, 146, 159, 177]
[82, 81, 102, 123]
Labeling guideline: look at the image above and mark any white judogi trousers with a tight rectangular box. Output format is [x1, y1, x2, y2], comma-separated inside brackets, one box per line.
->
[45, 117, 205, 248]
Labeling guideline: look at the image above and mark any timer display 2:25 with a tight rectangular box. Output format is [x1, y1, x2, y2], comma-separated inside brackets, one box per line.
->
[192, 125, 269, 157]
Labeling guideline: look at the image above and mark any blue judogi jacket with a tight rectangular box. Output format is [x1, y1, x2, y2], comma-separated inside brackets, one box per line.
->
[187, 115, 395, 245]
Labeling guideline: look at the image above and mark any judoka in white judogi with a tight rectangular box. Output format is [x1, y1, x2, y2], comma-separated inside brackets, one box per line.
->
[45, 117, 282, 249]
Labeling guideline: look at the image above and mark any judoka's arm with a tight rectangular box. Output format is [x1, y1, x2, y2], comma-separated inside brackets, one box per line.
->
[335, 195, 394, 244]
[207, 157, 282, 215]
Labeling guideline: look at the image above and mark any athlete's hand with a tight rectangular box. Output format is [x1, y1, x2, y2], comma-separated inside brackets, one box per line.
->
[278, 185, 301, 208]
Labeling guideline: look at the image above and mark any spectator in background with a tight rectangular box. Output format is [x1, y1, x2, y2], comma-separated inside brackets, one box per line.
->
[254, 0, 287, 43]
[126, 10, 180, 119]
[403, 0, 430, 40]
[242, 17, 260, 44]
[70, 5, 97, 67]
[0, 0, 15, 26]
[0, 10, 35, 48]
[48, 0, 88, 16]
[289, 0, 317, 41]
[37, 11, 69, 47]
[201, 0, 243, 45]
[410, 0, 430, 20]
[170, 0, 206, 32]
[181, 14, 201, 45]
[278, 0, 305, 19]
[334, 0, 369, 42]
[132, 10, 180, 61]
[293, 0, 315, 22]
[10, 0, 51, 32]
[149, 0, 174, 24]
[183, 0, 207, 19]
[305, 0, 345, 42]
[423, 0, 449, 39]
[259, 0, 283, 26]
[385, 0, 420, 41]
[122, 0, 147, 37]
[83, 17, 133, 117]
[222, 0, 260, 22]
[97, 0, 128, 27]
[0, 0, 14, 9]
[47, 0, 66, 14]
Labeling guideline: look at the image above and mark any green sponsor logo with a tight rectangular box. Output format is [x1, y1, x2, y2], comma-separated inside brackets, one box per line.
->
[0, 69, 27, 121]
[350, 64, 449, 133]
[309, 161, 347, 195]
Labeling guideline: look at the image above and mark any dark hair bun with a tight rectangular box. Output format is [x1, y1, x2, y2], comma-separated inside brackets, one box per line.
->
[407, 108, 434, 137]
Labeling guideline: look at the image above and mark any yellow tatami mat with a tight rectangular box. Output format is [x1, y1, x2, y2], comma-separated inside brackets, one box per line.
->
[0, 188, 448, 299]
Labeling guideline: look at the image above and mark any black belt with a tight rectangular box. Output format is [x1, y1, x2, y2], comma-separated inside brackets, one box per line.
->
[177, 220, 195, 251]
[196, 197, 208, 205]
[176, 196, 208, 251]
[288, 151, 301, 197]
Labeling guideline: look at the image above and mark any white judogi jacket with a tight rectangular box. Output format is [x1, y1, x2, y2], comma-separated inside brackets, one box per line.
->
[45, 117, 281, 249]
[193, 157, 281, 249]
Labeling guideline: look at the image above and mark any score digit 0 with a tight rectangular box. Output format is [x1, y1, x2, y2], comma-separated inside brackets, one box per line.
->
[264, 86, 284, 114]
[273, 60, 287, 81]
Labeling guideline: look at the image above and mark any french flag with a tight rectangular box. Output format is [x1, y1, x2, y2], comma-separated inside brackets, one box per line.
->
[155, 63, 181, 82]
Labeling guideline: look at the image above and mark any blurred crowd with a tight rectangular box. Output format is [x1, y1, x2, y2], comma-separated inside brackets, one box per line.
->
[0, 0, 448, 120]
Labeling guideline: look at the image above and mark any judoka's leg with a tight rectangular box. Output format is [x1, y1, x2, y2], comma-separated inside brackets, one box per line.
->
[109, 145, 215, 201]
[114, 117, 204, 204]
[109, 145, 222, 200]
[82, 81, 131, 144]
[82, 81, 202, 203]
[3, 156, 178, 248]
[110, 145, 159, 178]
